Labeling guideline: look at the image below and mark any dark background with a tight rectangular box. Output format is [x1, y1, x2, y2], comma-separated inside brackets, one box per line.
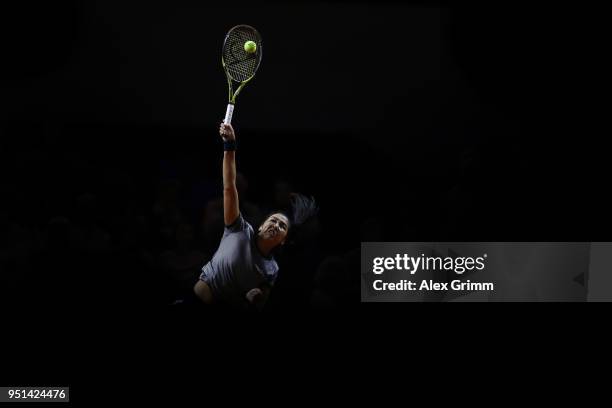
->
[0, 0, 608, 396]
[0, 2, 606, 316]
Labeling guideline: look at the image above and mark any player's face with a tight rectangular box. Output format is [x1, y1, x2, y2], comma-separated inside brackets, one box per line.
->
[258, 213, 290, 246]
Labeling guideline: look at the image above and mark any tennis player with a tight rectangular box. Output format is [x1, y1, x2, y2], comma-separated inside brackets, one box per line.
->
[193, 122, 317, 310]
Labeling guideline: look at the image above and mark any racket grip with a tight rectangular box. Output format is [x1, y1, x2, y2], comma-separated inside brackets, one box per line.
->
[224, 103, 234, 125]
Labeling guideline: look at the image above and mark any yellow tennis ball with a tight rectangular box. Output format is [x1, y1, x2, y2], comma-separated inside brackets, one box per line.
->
[244, 41, 257, 54]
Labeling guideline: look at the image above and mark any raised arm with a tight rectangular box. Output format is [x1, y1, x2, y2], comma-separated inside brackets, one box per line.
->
[220, 122, 239, 226]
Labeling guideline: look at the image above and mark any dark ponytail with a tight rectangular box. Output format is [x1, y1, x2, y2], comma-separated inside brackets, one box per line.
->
[288, 193, 318, 227]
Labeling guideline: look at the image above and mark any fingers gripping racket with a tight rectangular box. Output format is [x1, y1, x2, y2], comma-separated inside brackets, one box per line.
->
[222, 25, 263, 125]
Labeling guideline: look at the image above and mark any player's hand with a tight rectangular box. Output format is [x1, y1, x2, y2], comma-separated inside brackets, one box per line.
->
[246, 288, 263, 304]
[219, 122, 236, 142]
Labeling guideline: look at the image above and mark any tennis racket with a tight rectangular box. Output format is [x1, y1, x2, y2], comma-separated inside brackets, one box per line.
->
[222, 25, 263, 125]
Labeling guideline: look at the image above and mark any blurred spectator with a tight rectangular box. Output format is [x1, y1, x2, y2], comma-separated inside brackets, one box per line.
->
[272, 179, 293, 213]
[152, 178, 183, 250]
[160, 222, 206, 299]
[310, 249, 358, 308]
[72, 193, 111, 255]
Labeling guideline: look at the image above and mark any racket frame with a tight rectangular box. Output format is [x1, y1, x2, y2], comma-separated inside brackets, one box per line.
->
[221, 25, 261, 125]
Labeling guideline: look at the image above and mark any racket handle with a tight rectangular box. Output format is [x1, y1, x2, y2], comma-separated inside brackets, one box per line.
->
[224, 103, 234, 125]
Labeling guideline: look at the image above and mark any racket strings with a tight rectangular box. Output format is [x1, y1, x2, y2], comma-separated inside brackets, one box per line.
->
[223, 26, 261, 82]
